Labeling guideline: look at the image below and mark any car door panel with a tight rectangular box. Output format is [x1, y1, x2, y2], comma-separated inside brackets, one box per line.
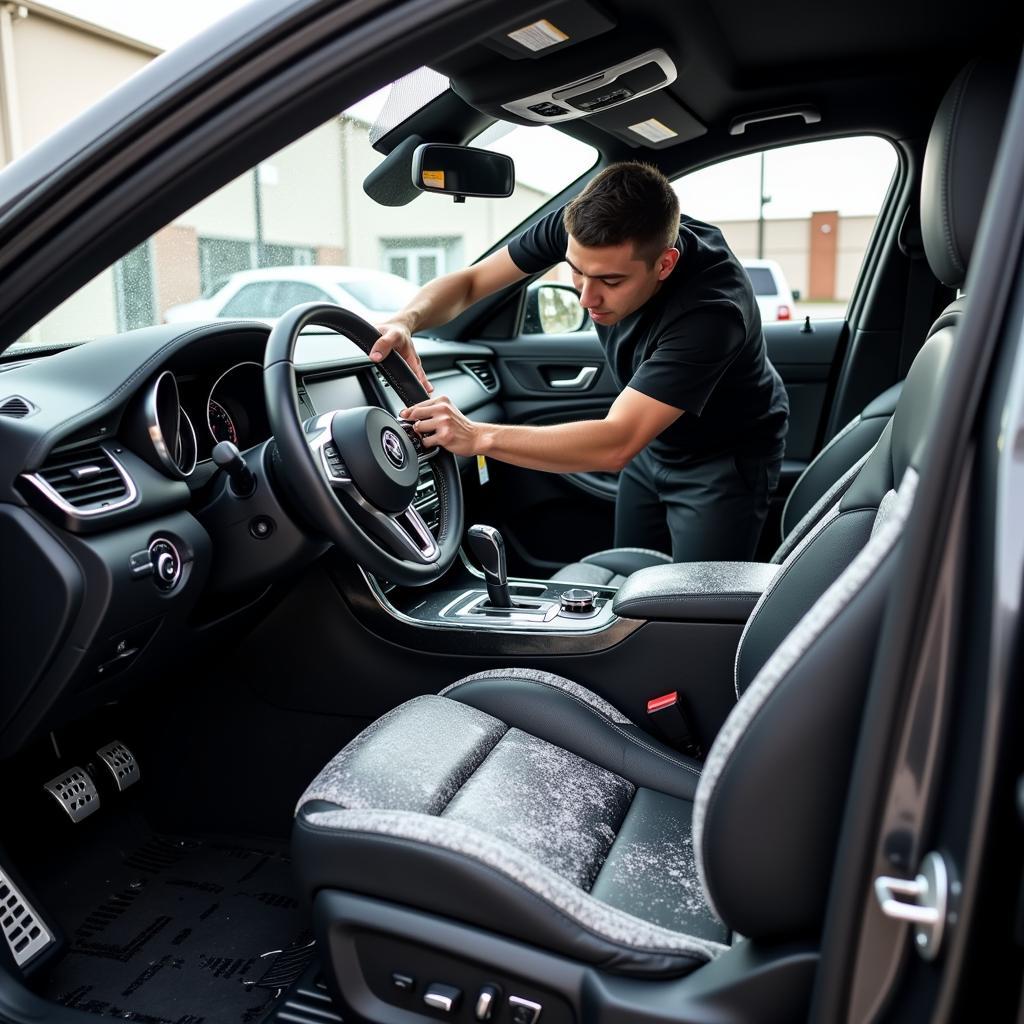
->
[476, 316, 847, 573]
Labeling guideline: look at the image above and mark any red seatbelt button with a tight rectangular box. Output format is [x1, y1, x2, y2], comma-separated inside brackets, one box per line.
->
[647, 691, 678, 714]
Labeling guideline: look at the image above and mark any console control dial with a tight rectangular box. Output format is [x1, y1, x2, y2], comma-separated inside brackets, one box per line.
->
[559, 588, 597, 614]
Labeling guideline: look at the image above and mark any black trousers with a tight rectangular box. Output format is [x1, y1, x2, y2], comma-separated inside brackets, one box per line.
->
[614, 445, 783, 562]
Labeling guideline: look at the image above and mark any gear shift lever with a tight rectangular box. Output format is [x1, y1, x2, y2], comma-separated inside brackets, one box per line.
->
[466, 525, 514, 608]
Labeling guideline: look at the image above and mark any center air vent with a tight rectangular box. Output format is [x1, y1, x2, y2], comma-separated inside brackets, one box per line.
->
[458, 360, 499, 394]
[0, 395, 34, 418]
[27, 445, 136, 516]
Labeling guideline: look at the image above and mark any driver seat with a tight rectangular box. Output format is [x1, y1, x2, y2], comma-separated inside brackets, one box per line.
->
[291, 58, 1012, 1021]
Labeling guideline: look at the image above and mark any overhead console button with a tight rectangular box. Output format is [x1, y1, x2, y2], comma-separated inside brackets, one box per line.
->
[527, 101, 569, 117]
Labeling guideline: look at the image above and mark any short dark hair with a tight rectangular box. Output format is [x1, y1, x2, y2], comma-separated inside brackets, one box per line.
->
[563, 162, 679, 265]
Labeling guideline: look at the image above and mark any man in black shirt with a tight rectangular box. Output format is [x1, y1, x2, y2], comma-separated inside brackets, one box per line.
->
[370, 162, 789, 561]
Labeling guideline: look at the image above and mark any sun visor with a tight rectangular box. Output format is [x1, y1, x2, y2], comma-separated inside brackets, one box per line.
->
[363, 134, 424, 207]
[483, 2, 616, 61]
[588, 91, 706, 149]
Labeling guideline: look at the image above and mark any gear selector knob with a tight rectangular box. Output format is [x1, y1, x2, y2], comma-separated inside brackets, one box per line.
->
[467, 524, 514, 608]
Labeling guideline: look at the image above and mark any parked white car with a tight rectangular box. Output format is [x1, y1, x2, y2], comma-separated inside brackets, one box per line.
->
[741, 258, 797, 322]
[164, 265, 418, 324]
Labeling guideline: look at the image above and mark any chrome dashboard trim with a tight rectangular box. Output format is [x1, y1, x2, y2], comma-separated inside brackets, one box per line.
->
[22, 445, 138, 517]
[145, 370, 195, 479]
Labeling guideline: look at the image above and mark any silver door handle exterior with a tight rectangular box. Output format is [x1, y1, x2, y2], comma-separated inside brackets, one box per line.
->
[549, 366, 598, 389]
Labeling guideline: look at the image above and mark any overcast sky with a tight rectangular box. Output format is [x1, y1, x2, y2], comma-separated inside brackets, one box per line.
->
[42, 0, 897, 218]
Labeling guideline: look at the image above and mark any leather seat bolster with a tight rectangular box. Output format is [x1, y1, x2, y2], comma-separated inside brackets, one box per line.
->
[293, 807, 725, 978]
[443, 676, 702, 801]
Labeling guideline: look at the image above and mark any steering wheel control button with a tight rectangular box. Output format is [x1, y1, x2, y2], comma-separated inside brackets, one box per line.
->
[399, 418, 437, 459]
[249, 516, 275, 540]
[423, 983, 461, 1013]
[148, 538, 182, 591]
[391, 972, 415, 992]
[128, 549, 153, 578]
[560, 588, 597, 614]
[474, 985, 500, 1020]
[321, 441, 349, 482]
[508, 995, 543, 1023]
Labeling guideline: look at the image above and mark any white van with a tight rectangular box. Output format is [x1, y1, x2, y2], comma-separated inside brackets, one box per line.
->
[741, 258, 798, 322]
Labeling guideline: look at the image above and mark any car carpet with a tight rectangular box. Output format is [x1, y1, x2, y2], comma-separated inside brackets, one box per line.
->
[35, 824, 314, 1024]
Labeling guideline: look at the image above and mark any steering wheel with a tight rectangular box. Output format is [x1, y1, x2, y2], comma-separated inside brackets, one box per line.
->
[264, 303, 463, 587]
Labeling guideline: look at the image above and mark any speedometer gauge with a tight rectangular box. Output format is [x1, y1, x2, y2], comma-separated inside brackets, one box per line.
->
[208, 399, 238, 445]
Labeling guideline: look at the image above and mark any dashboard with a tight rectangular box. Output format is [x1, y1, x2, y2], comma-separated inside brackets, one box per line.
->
[0, 320, 503, 758]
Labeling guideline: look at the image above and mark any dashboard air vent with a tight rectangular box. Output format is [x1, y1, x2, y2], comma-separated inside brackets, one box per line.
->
[459, 360, 499, 394]
[0, 395, 34, 418]
[30, 445, 135, 515]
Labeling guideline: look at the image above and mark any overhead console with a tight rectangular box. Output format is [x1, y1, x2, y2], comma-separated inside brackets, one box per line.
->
[501, 48, 676, 124]
[441, 4, 708, 149]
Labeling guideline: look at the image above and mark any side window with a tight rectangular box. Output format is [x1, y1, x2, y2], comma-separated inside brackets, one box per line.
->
[220, 283, 278, 318]
[673, 137, 898, 322]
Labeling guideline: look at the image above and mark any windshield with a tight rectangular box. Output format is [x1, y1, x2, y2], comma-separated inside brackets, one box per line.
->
[338, 276, 418, 312]
[18, 71, 596, 348]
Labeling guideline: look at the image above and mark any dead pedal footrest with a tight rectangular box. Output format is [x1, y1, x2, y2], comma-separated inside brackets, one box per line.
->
[0, 867, 54, 967]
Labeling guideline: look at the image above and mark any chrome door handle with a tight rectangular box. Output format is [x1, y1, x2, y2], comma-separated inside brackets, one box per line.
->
[549, 366, 598, 389]
[874, 875, 940, 925]
[873, 851, 952, 961]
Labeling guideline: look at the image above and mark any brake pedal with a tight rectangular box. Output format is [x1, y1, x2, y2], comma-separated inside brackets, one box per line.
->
[43, 767, 100, 823]
[96, 741, 141, 792]
[0, 865, 55, 969]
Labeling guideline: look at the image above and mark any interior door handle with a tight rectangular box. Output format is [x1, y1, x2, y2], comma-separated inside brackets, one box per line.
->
[548, 366, 598, 389]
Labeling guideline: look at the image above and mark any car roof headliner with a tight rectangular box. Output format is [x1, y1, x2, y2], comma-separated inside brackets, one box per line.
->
[410, 0, 1024, 175]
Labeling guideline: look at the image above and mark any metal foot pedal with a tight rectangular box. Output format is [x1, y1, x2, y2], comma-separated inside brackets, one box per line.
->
[96, 740, 141, 791]
[43, 767, 100, 822]
[0, 866, 54, 968]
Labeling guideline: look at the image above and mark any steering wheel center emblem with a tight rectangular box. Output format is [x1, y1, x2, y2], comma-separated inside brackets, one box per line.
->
[381, 427, 407, 469]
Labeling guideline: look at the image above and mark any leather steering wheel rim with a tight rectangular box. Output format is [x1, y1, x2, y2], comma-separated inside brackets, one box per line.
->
[264, 302, 463, 587]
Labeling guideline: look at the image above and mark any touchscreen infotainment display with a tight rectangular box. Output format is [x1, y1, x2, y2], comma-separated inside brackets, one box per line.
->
[302, 373, 369, 414]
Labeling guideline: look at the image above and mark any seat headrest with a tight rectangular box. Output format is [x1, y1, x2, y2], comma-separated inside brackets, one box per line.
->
[921, 57, 1018, 288]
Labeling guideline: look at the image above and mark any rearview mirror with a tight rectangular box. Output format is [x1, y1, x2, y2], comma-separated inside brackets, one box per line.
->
[411, 143, 515, 202]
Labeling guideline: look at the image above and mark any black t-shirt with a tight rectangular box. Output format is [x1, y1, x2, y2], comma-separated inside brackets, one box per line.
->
[508, 209, 789, 462]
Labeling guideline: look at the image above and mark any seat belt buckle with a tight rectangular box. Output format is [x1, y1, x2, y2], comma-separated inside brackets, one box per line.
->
[646, 691, 704, 759]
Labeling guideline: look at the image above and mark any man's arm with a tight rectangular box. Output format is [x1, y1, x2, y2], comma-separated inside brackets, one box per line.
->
[400, 386, 684, 473]
[370, 247, 528, 391]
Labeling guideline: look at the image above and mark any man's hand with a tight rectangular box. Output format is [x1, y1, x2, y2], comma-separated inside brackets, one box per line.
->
[400, 395, 480, 457]
[369, 322, 433, 394]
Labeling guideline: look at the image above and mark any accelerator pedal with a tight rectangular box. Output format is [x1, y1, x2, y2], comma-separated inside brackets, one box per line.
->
[43, 767, 99, 823]
[96, 740, 141, 791]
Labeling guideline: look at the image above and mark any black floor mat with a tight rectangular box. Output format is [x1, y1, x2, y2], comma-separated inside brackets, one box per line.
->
[35, 823, 312, 1024]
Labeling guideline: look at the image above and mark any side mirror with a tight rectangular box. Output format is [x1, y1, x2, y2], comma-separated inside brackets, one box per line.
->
[525, 284, 588, 335]
[411, 143, 515, 202]
[792, 289, 802, 301]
